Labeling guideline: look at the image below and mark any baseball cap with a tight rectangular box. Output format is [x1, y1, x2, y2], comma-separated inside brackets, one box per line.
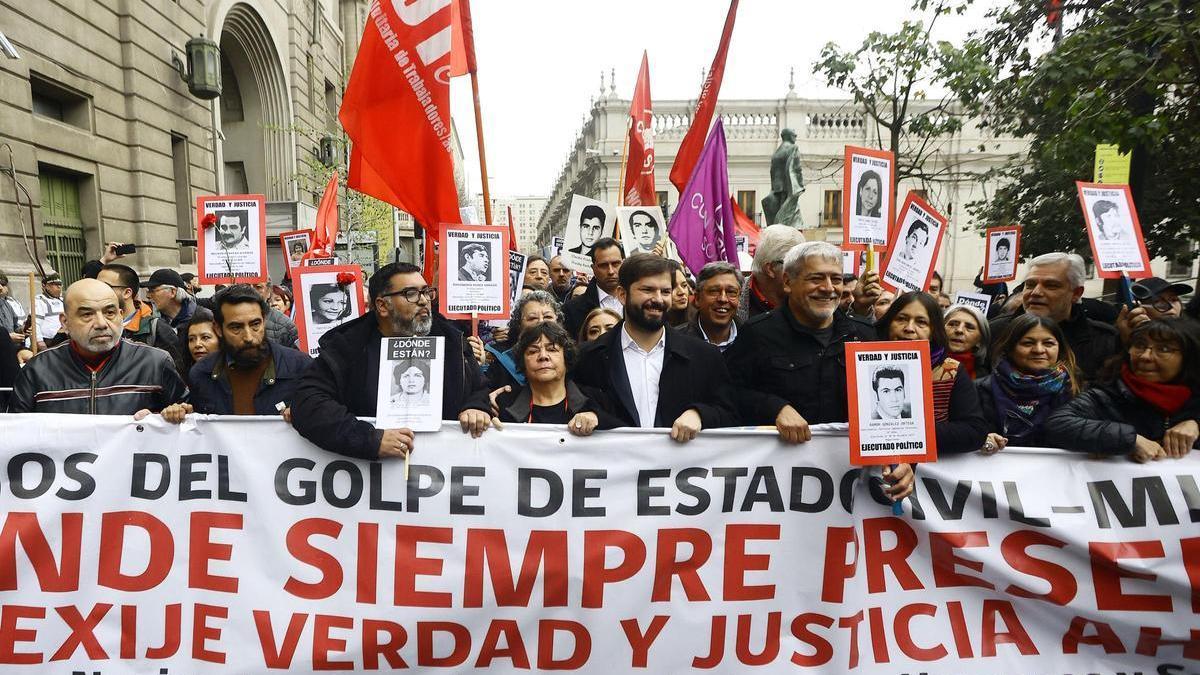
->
[43, 272, 62, 285]
[1132, 277, 1193, 301]
[181, 272, 196, 284]
[146, 268, 186, 290]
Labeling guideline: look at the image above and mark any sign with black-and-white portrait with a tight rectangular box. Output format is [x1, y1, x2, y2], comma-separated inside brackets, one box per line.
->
[982, 226, 1021, 283]
[846, 340, 937, 466]
[1076, 182, 1152, 279]
[439, 224, 509, 320]
[292, 264, 366, 357]
[197, 194, 268, 284]
[376, 336, 444, 432]
[617, 206, 666, 256]
[279, 229, 313, 276]
[561, 195, 616, 272]
[879, 192, 947, 294]
[842, 146, 895, 250]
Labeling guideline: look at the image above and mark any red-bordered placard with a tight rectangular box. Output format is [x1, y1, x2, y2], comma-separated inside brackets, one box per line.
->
[197, 194, 268, 285]
[438, 223, 510, 320]
[292, 264, 366, 357]
[279, 229, 313, 278]
[982, 225, 1021, 284]
[846, 340, 938, 466]
[1075, 182, 1153, 279]
[877, 192, 948, 294]
[842, 145, 896, 251]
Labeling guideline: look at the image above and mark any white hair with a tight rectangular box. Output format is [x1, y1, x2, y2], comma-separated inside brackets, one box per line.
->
[1027, 252, 1086, 289]
[782, 241, 842, 279]
[751, 225, 806, 276]
[945, 303, 991, 362]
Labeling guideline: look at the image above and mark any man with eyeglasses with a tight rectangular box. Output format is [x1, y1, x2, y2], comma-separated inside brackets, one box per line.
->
[680, 261, 743, 352]
[96, 263, 185, 374]
[292, 262, 494, 460]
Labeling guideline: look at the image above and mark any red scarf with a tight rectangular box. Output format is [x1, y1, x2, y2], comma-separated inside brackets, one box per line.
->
[70, 340, 116, 373]
[948, 351, 977, 379]
[1120, 363, 1192, 416]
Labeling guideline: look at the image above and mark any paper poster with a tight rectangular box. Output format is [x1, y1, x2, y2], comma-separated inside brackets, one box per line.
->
[279, 229, 313, 276]
[376, 336, 444, 432]
[617, 206, 667, 256]
[292, 264, 366, 357]
[841, 146, 895, 250]
[846, 340, 937, 466]
[952, 290, 992, 316]
[1076, 182, 1152, 279]
[562, 195, 616, 272]
[878, 192, 947, 294]
[196, 194, 268, 284]
[459, 205, 481, 225]
[982, 226, 1020, 283]
[508, 250, 528, 307]
[842, 250, 865, 277]
[438, 224, 510, 320]
[302, 257, 340, 267]
[1093, 144, 1131, 184]
[551, 236, 565, 258]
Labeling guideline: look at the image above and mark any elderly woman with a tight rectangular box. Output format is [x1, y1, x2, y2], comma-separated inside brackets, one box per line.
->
[578, 307, 621, 345]
[495, 322, 620, 434]
[1046, 319, 1200, 461]
[269, 285, 294, 318]
[485, 290, 564, 390]
[976, 314, 1078, 451]
[182, 308, 219, 372]
[944, 304, 991, 378]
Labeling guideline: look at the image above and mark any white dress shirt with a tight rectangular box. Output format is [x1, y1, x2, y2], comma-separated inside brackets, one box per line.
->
[620, 325, 666, 428]
[699, 320, 738, 352]
[597, 286, 624, 316]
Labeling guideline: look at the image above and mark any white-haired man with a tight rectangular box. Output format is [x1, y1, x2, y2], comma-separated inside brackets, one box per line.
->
[737, 224, 805, 322]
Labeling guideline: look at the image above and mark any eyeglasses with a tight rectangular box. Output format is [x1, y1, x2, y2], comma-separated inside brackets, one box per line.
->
[1149, 297, 1178, 312]
[1130, 343, 1180, 358]
[379, 286, 437, 303]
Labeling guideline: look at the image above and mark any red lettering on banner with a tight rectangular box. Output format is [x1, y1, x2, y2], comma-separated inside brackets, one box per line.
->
[652, 528, 713, 601]
[1090, 540, 1173, 611]
[417, 621, 470, 667]
[120, 605, 136, 659]
[395, 525, 453, 607]
[930, 531, 994, 590]
[284, 518, 343, 600]
[357, 522, 379, 604]
[620, 615, 669, 667]
[894, 603, 948, 661]
[693, 615, 726, 668]
[253, 610, 307, 668]
[0, 605, 44, 664]
[537, 619, 590, 669]
[1061, 616, 1126, 655]
[145, 603, 183, 658]
[463, 529, 568, 607]
[0, 512, 81, 592]
[724, 524, 778, 601]
[1134, 626, 1200, 659]
[98, 512, 172, 591]
[867, 606, 890, 663]
[49, 603, 111, 661]
[838, 610, 864, 669]
[189, 512, 242, 594]
[945, 601, 974, 657]
[582, 530, 647, 608]
[362, 618, 407, 669]
[475, 618, 530, 668]
[980, 599, 1038, 656]
[313, 613, 355, 670]
[1181, 536, 1200, 612]
[192, 603, 228, 663]
[863, 517, 922, 594]
[1000, 530, 1076, 605]
[736, 612, 780, 665]
[789, 613, 834, 666]
[820, 526, 857, 602]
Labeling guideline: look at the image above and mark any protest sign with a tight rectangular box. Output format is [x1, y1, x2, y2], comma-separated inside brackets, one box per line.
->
[551, 236, 565, 258]
[878, 192, 947, 294]
[459, 205, 481, 225]
[278, 229, 313, 277]
[1093, 143, 1131, 184]
[982, 225, 1021, 283]
[197, 194, 268, 284]
[562, 195, 616, 272]
[842, 250, 864, 277]
[1076, 182, 1153, 279]
[301, 257, 340, 267]
[292, 264, 366, 357]
[617, 206, 667, 256]
[841, 146, 895, 250]
[376, 336, 444, 431]
[438, 224, 510, 320]
[846, 340, 937, 465]
[952, 290, 993, 316]
[2, 416, 1197, 673]
[508, 250, 527, 307]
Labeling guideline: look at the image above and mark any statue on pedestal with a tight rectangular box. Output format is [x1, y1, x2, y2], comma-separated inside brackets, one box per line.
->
[761, 128, 805, 228]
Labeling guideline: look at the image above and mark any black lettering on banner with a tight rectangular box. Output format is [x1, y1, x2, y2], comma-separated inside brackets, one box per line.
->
[7, 452, 54, 499]
[518, 468, 563, 517]
[839, 469, 862, 513]
[675, 467, 711, 515]
[742, 467, 785, 512]
[60, 452, 97, 500]
[638, 469, 672, 516]
[922, 479, 972, 521]
[573, 469, 607, 517]
[789, 467, 834, 513]
[322, 460, 364, 508]
[1004, 481, 1051, 528]
[276, 457, 317, 505]
[450, 466, 485, 515]
[217, 455, 248, 502]
[131, 453, 171, 500]
[180, 453, 212, 500]
[712, 467, 748, 512]
[406, 465, 445, 512]
[369, 462, 404, 511]
[1177, 474, 1200, 522]
[1088, 476, 1179, 529]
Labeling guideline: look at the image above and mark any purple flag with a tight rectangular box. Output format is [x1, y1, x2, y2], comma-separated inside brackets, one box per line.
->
[668, 119, 738, 275]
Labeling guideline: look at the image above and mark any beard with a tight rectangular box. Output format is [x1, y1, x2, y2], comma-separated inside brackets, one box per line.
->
[389, 311, 433, 337]
[625, 298, 667, 332]
[77, 329, 118, 354]
[222, 337, 268, 369]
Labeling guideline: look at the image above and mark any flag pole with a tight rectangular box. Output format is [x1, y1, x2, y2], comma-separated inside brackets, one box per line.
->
[617, 124, 631, 207]
[470, 70, 493, 226]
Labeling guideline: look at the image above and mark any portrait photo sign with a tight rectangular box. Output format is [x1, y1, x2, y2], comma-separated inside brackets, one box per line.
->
[292, 264, 366, 357]
[842, 146, 895, 251]
[562, 194, 616, 272]
[878, 192, 947, 294]
[279, 229, 313, 277]
[982, 225, 1021, 284]
[617, 206, 667, 256]
[376, 336, 445, 432]
[197, 194, 268, 284]
[438, 224, 510, 320]
[1076, 182, 1152, 279]
[846, 340, 937, 466]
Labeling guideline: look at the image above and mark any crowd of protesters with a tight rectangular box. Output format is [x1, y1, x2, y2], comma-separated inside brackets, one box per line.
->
[3, 230, 1199, 498]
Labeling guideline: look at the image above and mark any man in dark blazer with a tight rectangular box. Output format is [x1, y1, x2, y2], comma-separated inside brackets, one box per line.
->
[573, 255, 738, 442]
[563, 238, 625, 337]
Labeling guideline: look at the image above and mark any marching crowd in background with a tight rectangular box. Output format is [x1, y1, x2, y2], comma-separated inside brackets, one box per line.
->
[2, 224, 1198, 501]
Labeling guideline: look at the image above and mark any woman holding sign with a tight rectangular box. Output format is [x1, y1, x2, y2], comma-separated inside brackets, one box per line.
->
[876, 292, 989, 455]
[1046, 319, 1200, 461]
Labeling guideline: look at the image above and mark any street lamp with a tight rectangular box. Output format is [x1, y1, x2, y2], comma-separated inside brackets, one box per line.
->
[172, 36, 222, 100]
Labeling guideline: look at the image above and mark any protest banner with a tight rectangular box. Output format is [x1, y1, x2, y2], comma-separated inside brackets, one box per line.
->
[562, 195, 616, 272]
[196, 194, 268, 285]
[878, 192, 947, 294]
[507, 250, 527, 307]
[845, 340, 937, 466]
[278, 229, 313, 277]
[953, 290, 993, 316]
[617, 206, 667, 256]
[982, 225, 1021, 283]
[292, 264, 366, 357]
[842, 146, 895, 251]
[1076, 182, 1153, 279]
[438, 224, 510, 320]
[1, 416, 1197, 673]
[376, 336, 444, 431]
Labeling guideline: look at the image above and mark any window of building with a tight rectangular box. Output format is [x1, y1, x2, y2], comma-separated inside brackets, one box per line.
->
[821, 190, 842, 227]
[171, 133, 194, 264]
[324, 80, 338, 134]
[39, 169, 87, 283]
[29, 73, 91, 130]
[736, 190, 756, 223]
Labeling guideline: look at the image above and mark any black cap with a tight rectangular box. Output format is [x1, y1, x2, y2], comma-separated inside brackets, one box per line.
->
[1132, 276, 1193, 301]
[181, 272, 196, 283]
[146, 268, 186, 289]
[43, 272, 62, 285]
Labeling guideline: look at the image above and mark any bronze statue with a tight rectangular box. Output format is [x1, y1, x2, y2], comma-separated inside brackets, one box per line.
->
[762, 128, 805, 227]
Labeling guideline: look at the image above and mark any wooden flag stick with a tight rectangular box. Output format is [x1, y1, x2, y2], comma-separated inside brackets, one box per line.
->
[470, 70, 493, 226]
[617, 123, 631, 208]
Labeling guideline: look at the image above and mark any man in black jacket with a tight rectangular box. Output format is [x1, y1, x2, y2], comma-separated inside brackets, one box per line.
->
[291, 263, 493, 460]
[563, 238, 625, 337]
[724, 241, 876, 443]
[572, 255, 738, 441]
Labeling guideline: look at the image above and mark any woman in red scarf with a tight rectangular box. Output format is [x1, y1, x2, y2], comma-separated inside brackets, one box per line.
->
[1047, 319, 1200, 461]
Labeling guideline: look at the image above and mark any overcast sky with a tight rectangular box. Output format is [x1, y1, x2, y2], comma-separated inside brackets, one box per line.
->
[447, 0, 999, 197]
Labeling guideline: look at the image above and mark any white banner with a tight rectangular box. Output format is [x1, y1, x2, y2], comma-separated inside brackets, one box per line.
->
[0, 416, 1197, 673]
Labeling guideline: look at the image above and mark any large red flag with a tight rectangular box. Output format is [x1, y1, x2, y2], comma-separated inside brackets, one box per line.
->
[622, 51, 656, 207]
[731, 199, 759, 249]
[449, 0, 477, 77]
[340, 1, 461, 257]
[668, 0, 739, 193]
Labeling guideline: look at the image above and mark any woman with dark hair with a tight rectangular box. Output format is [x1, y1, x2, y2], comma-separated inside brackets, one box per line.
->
[494, 322, 620, 434]
[390, 358, 431, 407]
[976, 314, 1079, 451]
[182, 308, 219, 372]
[855, 170, 882, 218]
[666, 260, 696, 328]
[876, 292, 989, 455]
[1046, 320, 1200, 460]
[269, 285, 293, 318]
[484, 290, 564, 390]
[308, 283, 352, 324]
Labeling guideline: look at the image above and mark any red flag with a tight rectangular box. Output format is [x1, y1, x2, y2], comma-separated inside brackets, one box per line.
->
[668, 0, 739, 193]
[449, 0, 477, 77]
[1046, 0, 1063, 26]
[731, 199, 759, 249]
[622, 51, 656, 207]
[506, 205, 518, 252]
[340, 1, 460, 266]
[312, 171, 339, 256]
